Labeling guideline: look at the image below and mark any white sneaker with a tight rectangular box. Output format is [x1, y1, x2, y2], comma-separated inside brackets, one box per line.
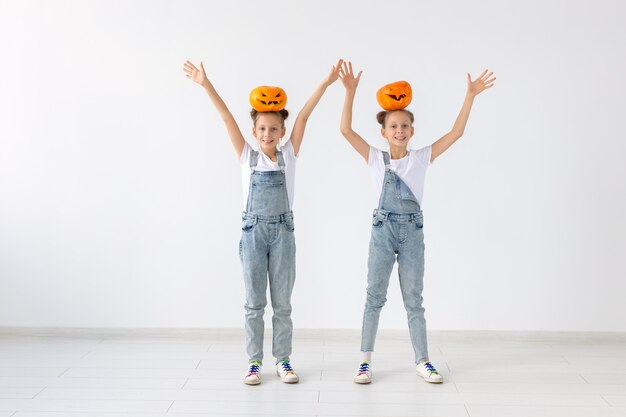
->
[416, 361, 443, 383]
[243, 361, 261, 385]
[276, 360, 299, 383]
[353, 360, 372, 384]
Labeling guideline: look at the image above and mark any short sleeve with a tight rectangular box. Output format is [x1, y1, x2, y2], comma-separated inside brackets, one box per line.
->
[414, 145, 432, 166]
[368, 146, 384, 170]
[240, 142, 252, 166]
[281, 140, 297, 161]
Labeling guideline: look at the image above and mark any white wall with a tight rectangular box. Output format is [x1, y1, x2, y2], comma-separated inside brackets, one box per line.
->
[1, 0, 625, 331]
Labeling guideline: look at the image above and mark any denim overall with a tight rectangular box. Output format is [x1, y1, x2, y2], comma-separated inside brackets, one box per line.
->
[361, 151, 429, 364]
[239, 149, 296, 364]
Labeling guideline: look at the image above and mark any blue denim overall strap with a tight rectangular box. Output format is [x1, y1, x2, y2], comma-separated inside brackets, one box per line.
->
[376, 151, 422, 216]
[245, 149, 289, 216]
[249, 149, 286, 173]
[240, 147, 295, 364]
[362, 150, 428, 364]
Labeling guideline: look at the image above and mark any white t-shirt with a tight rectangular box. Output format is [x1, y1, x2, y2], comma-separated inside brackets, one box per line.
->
[368, 145, 432, 208]
[240, 140, 298, 211]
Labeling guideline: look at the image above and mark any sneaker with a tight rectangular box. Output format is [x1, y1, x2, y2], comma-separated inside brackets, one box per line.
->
[353, 360, 372, 384]
[243, 361, 262, 385]
[416, 361, 443, 383]
[276, 360, 299, 383]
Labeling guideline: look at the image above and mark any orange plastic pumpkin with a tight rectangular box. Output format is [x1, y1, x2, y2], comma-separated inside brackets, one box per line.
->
[376, 81, 412, 110]
[249, 86, 287, 112]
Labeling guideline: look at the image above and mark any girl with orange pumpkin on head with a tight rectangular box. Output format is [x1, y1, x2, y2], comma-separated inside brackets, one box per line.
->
[339, 61, 496, 385]
[183, 59, 344, 385]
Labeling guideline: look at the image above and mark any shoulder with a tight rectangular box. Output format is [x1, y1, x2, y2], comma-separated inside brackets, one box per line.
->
[410, 145, 432, 166]
[367, 146, 384, 167]
[281, 140, 297, 160]
[239, 141, 253, 165]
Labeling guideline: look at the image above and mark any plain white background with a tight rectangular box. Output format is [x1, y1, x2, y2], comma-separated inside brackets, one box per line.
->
[1, 0, 625, 331]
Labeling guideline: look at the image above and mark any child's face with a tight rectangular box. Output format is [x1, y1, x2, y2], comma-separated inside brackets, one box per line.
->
[381, 111, 414, 148]
[252, 113, 286, 152]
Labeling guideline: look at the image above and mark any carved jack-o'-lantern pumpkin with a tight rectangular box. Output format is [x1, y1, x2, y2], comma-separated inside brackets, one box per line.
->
[249, 86, 287, 112]
[376, 81, 412, 110]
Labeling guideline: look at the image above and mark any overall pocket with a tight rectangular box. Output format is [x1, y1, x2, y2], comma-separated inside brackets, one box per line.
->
[283, 217, 295, 232]
[415, 214, 424, 229]
[242, 218, 256, 233]
[372, 212, 385, 228]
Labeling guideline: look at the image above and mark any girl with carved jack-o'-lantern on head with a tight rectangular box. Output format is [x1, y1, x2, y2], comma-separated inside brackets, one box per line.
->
[183, 59, 343, 386]
[339, 61, 496, 385]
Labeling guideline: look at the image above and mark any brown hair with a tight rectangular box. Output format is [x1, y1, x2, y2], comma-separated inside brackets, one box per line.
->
[250, 109, 289, 127]
[376, 109, 415, 127]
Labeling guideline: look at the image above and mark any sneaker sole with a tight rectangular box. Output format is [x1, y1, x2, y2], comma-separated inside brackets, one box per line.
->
[243, 378, 261, 385]
[276, 371, 299, 383]
[353, 377, 372, 384]
[417, 373, 443, 384]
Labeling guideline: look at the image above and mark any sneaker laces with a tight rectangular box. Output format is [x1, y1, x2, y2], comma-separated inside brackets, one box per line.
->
[247, 361, 261, 375]
[423, 361, 439, 375]
[357, 361, 370, 375]
[279, 360, 294, 373]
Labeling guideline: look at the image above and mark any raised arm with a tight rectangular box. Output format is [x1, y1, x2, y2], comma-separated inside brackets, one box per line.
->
[289, 59, 343, 156]
[183, 61, 246, 159]
[339, 61, 369, 162]
[430, 69, 496, 162]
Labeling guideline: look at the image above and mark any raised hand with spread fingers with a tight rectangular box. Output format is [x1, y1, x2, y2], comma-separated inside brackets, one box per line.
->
[183, 60, 246, 158]
[287, 59, 344, 155]
[339, 61, 369, 161]
[431, 69, 497, 161]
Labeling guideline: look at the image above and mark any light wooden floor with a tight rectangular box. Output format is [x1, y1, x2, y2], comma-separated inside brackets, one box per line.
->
[1, 329, 625, 416]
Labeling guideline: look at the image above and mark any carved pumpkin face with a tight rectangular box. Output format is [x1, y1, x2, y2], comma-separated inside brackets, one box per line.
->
[376, 81, 412, 110]
[249, 86, 287, 112]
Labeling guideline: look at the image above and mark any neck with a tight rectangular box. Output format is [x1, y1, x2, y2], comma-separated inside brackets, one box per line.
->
[389, 144, 408, 160]
[261, 147, 277, 161]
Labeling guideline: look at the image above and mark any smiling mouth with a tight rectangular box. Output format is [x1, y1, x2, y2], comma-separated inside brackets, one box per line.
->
[386, 94, 407, 101]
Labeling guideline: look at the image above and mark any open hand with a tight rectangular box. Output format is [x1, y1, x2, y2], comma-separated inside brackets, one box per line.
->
[467, 69, 496, 97]
[183, 60, 209, 88]
[324, 59, 344, 87]
[339, 61, 363, 91]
